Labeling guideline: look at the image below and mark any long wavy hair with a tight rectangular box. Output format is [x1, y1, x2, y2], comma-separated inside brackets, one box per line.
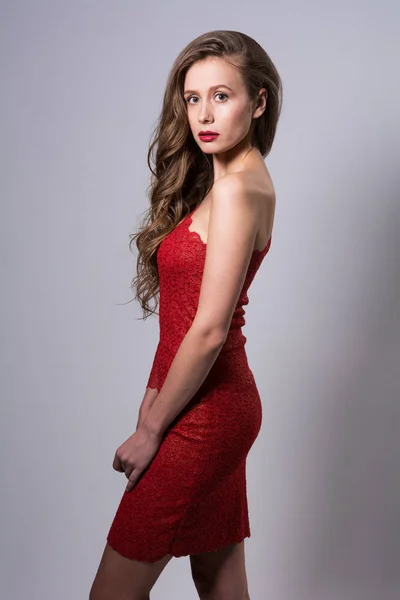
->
[127, 30, 283, 320]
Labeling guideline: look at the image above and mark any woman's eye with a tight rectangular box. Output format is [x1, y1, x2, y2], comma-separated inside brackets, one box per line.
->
[185, 93, 228, 104]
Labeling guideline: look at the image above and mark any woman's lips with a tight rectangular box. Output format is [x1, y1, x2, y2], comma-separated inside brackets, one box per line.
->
[198, 133, 219, 142]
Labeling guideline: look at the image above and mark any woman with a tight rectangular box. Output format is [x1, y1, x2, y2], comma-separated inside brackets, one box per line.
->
[90, 29, 282, 600]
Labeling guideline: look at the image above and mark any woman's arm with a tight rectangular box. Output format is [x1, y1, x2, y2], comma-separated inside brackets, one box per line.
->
[135, 387, 159, 430]
[141, 174, 269, 438]
[136, 337, 164, 430]
[141, 325, 225, 436]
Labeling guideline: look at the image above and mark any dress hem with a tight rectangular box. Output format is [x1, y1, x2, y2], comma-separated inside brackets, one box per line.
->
[106, 532, 251, 564]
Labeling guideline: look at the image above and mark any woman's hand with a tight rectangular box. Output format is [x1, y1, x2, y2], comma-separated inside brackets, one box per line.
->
[112, 425, 163, 492]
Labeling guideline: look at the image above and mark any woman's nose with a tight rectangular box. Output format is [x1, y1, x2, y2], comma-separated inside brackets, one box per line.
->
[198, 103, 213, 124]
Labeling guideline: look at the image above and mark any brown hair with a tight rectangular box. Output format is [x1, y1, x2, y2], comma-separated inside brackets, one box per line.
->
[127, 30, 283, 319]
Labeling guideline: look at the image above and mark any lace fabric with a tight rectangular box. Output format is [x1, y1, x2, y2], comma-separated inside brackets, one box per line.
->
[107, 206, 271, 562]
[146, 207, 271, 390]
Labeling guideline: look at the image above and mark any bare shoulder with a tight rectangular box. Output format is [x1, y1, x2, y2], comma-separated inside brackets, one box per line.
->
[212, 169, 275, 246]
[211, 171, 251, 201]
[213, 168, 275, 205]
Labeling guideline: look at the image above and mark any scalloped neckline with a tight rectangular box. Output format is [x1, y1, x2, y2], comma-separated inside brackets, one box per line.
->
[184, 207, 271, 255]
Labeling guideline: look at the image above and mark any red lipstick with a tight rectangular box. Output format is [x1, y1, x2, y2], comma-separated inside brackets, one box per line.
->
[199, 130, 219, 142]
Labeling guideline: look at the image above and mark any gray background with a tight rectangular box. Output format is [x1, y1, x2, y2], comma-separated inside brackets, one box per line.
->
[1, 1, 399, 599]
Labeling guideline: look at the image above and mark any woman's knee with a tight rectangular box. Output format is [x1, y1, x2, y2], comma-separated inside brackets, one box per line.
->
[190, 541, 248, 600]
[90, 587, 149, 600]
[191, 575, 247, 600]
[89, 542, 172, 600]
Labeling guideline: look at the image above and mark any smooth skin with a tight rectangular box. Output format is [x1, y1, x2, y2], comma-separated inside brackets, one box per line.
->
[90, 56, 275, 599]
[89, 545, 173, 600]
[89, 541, 250, 600]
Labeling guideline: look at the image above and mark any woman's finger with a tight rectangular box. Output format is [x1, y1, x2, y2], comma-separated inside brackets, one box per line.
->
[126, 468, 141, 492]
[112, 453, 122, 472]
[124, 463, 135, 480]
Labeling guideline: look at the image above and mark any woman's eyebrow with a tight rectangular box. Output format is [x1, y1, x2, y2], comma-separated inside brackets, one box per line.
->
[183, 84, 233, 95]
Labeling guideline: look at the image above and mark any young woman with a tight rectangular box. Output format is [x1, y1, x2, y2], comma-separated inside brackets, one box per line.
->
[90, 29, 282, 600]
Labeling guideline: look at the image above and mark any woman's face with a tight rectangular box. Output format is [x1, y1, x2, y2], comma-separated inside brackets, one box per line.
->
[183, 57, 264, 154]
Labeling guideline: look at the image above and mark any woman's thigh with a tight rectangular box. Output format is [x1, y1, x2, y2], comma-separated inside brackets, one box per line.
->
[89, 542, 173, 600]
[190, 540, 249, 600]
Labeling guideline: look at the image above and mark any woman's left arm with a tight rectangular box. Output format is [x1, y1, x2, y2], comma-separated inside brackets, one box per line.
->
[141, 174, 264, 438]
[114, 174, 272, 492]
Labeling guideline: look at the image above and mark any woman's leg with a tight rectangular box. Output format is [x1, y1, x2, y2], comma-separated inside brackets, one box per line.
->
[190, 540, 250, 600]
[89, 542, 173, 600]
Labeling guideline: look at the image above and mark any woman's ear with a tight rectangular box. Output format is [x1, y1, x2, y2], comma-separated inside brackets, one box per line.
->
[253, 87, 268, 118]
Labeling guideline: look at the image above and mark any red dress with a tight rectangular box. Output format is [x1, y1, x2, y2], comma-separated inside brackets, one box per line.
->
[107, 203, 272, 562]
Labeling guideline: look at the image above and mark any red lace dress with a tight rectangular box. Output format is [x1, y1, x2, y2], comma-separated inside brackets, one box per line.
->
[107, 204, 272, 562]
